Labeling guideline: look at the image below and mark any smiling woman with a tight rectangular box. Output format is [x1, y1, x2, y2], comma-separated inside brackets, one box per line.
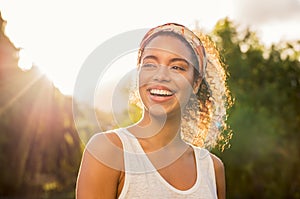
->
[76, 23, 231, 199]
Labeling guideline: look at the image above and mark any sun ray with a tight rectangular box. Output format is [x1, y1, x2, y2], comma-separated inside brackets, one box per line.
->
[0, 72, 45, 116]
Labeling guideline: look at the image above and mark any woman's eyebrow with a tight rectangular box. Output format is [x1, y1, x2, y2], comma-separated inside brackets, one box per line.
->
[142, 56, 191, 66]
[142, 55, 158, 62]
[169, 58, 190, 66]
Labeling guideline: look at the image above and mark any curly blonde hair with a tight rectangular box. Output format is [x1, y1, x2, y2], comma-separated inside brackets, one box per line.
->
[182, 31, 233, 150]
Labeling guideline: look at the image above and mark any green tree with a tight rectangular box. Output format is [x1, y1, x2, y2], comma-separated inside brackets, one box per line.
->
[212, 18, 300, 198]
[0, 12, 82, 198]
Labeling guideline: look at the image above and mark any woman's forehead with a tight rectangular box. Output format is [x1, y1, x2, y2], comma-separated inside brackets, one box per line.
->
[142, 35, 193, 62]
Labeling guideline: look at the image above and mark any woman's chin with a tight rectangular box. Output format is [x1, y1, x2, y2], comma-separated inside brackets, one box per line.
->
[147, 104, 168, 118]
[145, 104, 182, 120]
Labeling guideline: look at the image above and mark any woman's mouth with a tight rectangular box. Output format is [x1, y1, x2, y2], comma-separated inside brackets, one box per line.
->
[147, 87, 175, 102]
[149, 89, 174, 96]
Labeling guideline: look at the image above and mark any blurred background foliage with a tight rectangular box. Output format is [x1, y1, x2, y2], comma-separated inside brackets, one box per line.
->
[0, 12, 299, 198]
[212, 18, 300, 198]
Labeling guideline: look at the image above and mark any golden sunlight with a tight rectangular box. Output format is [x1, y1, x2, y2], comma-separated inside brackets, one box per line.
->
[18, 48, 33, 71]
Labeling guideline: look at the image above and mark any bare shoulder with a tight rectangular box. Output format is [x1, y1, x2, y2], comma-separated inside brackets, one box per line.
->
[210, 153, 226, 199]
[209, 153, 224, 171]
[76, 131, 124, 199]
[87, 131, 123, 150]
[84, 131, 124, 170]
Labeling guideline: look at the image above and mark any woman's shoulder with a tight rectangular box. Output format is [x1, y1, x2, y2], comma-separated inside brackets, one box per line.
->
[84, 129, 124, 170]
[209, 153, 224, 170]
[87, 129, 123, 150]
[77, 130, 124, 198]
[209, 153, 226, 199]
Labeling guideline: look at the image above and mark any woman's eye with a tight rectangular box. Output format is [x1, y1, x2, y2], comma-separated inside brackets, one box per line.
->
[141, 63, 157, 68]
[171, 65, 186, 71]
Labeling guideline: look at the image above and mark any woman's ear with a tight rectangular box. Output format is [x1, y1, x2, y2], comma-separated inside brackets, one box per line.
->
[193, 77, 202, 94]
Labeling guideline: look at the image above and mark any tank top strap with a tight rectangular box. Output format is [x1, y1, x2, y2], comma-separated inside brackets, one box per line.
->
[115, 128, 143, 153]
[191, 146, 218, 197]
[115, 128, 154, 174]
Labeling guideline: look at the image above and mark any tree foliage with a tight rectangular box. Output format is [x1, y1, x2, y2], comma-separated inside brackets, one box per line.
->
[212, 18, 300, 198]
[0, 13, 82, 198]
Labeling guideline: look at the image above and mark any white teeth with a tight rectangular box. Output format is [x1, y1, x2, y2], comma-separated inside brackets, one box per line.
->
[150, 89, 173, 96]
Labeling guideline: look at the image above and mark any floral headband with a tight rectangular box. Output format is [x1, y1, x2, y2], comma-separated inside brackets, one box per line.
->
[138, 23, 207, 77]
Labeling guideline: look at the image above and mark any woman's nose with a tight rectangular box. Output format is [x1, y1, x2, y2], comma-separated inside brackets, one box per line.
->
[153, 65, 171, 82]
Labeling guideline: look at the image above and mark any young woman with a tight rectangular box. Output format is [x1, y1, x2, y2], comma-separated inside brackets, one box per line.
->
[76, 23, 230, 199]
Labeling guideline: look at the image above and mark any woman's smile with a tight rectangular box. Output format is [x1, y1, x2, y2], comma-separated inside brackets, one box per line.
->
[147, 85, 176, 103]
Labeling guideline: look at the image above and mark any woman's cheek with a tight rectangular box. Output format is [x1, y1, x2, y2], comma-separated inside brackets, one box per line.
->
[138, 70, 152, 87]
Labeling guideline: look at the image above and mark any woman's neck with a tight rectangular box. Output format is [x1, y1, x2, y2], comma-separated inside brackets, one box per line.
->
[129, 110, 186, 151]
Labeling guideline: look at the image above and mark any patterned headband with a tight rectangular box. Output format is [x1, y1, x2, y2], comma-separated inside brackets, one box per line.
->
[138, 23, 207, 77]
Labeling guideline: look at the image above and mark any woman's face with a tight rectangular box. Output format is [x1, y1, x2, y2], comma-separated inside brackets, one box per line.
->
[138, 35, 199, 117]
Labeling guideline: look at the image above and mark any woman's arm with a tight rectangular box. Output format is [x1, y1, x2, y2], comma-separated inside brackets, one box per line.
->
[210, 153, 226, 199]
[76, 133, 123, 199]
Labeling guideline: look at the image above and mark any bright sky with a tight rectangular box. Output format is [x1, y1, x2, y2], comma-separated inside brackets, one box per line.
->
[1, 0, 300, 97]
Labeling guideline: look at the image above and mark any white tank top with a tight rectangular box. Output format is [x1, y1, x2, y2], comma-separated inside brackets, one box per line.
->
[115, 128, 218, 199]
